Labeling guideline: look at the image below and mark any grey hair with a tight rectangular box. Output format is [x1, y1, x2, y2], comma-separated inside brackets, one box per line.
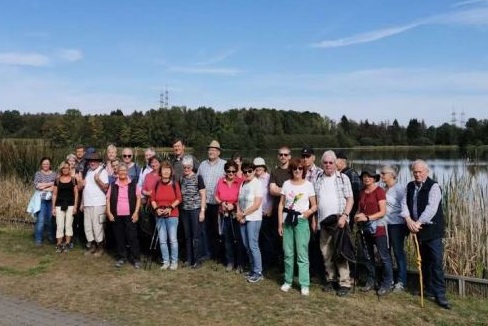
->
[381, 165, 398, 178]
[321, 150, 337, 162]
[181, 155, 194, 167]
[66, 153, 76, 161]
[118, 162, 128, 171]
[411, 159, 429, 172]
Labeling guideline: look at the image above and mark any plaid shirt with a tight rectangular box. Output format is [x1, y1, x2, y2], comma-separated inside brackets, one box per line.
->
[197, 158, 226, 205]
[314, 171, 353, 224]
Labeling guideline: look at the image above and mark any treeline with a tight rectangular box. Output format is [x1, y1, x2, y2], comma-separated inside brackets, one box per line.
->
[0, 107, 487, 150]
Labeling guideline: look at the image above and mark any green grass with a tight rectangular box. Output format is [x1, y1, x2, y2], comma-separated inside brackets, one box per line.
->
[0, 227, 487, 326]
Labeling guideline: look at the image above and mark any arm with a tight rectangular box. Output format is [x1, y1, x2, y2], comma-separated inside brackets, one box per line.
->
[132, 191, 142, 223]
[199, 188, 207, 222]
[400, 186, 422, 233]
[51, 183, 58, 216]
[418, 184, 442, 224]
[278, 194, 285, 236]
[73, 181, 78, 214]
[269, 182, 282, 197]
[106, 186, 114, 221]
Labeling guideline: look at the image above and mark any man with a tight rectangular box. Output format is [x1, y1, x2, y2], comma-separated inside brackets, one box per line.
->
[74, 144, 86, 175]
[122, 148, 140, 185]
[401, 160, 451, 309]
[315, 150, 354, 297]
[302, 146, 322, 183]
[81, 152, 109, 257]
[336, 151, 361, 230]
[72, 144, 86, 247]
[138, 147, 156, 189]
[171, 139, 199, 183]
[197, 140, 226, 261]
[267, 146, 292, 269]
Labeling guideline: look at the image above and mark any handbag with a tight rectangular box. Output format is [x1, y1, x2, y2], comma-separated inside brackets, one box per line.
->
[320, 214, 338, 229]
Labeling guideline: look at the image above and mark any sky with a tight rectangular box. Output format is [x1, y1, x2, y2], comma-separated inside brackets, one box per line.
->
[1, 0, 488, 127]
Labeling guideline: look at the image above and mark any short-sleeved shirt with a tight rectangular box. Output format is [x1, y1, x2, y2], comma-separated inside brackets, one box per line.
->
[106, 179, 142, 216]
[359, 186, 387, 225]
[34, 171, 57, 200]
[238, 178, 263, 221]
[83, 167, 109, 207]
[215, 176, 243, 205]
[180, 173, 205, 211]
[384, 183, 405, 225]
[281, 180, 315, 217]
[197, 158, 226, 205]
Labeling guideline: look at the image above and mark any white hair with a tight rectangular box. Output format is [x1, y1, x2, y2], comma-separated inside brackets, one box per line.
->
[321, 150, 337, 162]
[182, 155, 194, 167]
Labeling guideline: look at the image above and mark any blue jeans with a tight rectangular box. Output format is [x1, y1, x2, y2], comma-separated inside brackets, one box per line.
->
[388, 224, 408, 285]
[180, 209, 202, 264]
[240, 220, 262, 275]
[420, 237, 447, 300]
[35, 199, 55, 244]
[156, 217, 179, 264]
[365, 233, 394, 288]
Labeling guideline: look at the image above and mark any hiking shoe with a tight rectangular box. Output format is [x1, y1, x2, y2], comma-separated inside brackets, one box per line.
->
[191, 262, 202, 269]
[247, 273, 263, 283]
[226, 263, 234, 272]
[134, 261, 141, 269]
[68, 242, 74, 250]
[56, 245, 63, 253]
[115, 259, 126, 268]
[280, 283, 292, 292]
[378, 286, 392, 296]
[301, 287, 310, 296]
[235, 266, 244, 274]
[360, 282, 374, 292]
[169, 262, 178, 271]
[93, 247, 104, 258]
[322, 281, 337, 292]
[160, 262, 170, 270]
[336, 287, 350, 297]
[84, 244, 97, 256]
[393, 282, 404, 293]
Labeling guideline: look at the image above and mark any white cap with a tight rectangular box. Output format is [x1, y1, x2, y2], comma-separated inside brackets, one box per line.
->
[253, 157, 266, 167]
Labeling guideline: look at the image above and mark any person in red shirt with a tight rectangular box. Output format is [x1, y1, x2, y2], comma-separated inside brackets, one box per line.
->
[355, 166, 393, 296]
[151, 161, 182, 270]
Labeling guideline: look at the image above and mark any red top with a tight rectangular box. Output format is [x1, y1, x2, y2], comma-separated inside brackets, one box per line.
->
[359, 186, 387, 236]
[142, 172, 160, 200]
[215, 176, 243, 204]
[152, 181, 182, 218]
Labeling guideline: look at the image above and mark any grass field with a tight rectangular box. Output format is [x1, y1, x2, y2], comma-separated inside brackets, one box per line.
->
[1, 227, 487, 326]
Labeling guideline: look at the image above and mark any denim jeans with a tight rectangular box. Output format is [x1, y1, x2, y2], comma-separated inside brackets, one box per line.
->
[156, 217, 179, 263]
[419, 237, 447, 300]
[222, 214, 245, 267]
[35, 199, 55, 244]
[364, 233, 394, 288]
[388, 224, 408, 285]
[240, 220, 262, 275]
[181, 209, 202, 264]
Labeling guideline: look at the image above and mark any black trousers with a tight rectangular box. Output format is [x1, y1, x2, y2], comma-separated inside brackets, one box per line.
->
[203, 204, 223, 261]
[113, 215, 141, 262]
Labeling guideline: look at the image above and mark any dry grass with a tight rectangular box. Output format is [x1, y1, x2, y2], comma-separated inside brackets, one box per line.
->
[0, 227, 487, 326]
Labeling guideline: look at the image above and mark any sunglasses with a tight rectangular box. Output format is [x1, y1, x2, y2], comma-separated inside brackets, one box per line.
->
[123, 154, 132, 158]
[302, 154, 311, 158]
[278, 153, 290, 157]
[292, 167, 304, 171]
[243, 169, 254, 174]
[226, 169, 237, 174]
[322, 161, 334, 165]
[183, 166, 193, 170]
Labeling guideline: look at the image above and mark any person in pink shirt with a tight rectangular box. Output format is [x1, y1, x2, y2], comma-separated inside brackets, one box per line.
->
[106, 163, 142, 269]
[215, 160, 244, 272]
[141, 156, 162, 204]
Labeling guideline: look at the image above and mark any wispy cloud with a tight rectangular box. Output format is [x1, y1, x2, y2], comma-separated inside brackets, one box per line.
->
[312, 4, 488, 49]
[0, 52, 50, 66]
[311, 22, 423, 48]
[451, 0, 488, 8]
[169, 66, 242, 76]
[195, 48, 237, 66]
[57, 49, 83, 62]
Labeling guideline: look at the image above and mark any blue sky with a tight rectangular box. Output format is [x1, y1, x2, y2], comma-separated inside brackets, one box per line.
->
[1, 0, 487, 126]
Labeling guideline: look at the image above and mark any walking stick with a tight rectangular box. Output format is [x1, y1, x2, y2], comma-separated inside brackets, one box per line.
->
[412, 233, 424, 308]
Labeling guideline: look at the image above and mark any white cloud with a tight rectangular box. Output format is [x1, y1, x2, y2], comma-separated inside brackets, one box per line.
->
[451, 0, 488, 8]
[168, 66, 242, 76]
[57, 49, 83, 62]
[0, 52, 50, 66]
[195, 48, 237, 66]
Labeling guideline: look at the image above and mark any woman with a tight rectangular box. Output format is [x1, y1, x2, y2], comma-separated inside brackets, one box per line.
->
[34, 157, 57, 246]
[108, 157, 120, 185]
[381, 165, 407, 292]
[215, 160, 244, 272]
[232, 152, 244, 179]
[278, 158, 317, 296]
[104, 144, 118, 177]
[180, 155, 206, 269]
[66, 154, 77, 177]
[52, 160, 78, 252]
[355, 166, 393, 295]
[151, 161, 182, 270]
[106, 163, 142, 269]
[236, 161, 263, 283]
[141, 156, 162, 202]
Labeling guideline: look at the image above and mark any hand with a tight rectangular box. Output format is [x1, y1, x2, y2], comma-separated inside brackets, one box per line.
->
[155, 208, 164, 216]
[225, 203, 234, 211]
[79, 204, 84, 212]
[236, 211, 244, 221]
[108, 213, 115, 222]
[199, 210, 205, 222]
[73, 207, 77, 215]
[355, 213, 367, 223]
[278, 224, 284, 237]
[338, 215, 347, 229]
[131, 212, 139, 223]
[52, 208, 56, 216]
[311, 217, 317, 233]
[407, 218, 422, 233]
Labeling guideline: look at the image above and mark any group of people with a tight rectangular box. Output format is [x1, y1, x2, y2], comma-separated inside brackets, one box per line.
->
[30, 139, 450, 309]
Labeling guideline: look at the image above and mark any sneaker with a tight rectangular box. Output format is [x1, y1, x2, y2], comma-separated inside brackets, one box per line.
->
[226, 263, 234, 272]
[134, 261, 141, 269]
[247, 273, 263, 283]
[191, 262, 202, 269]
[393, 282, 404, 293]
[68, 242, 74, 250]
[115, 259, 126, 268]
[377, 286, 392, 296]
[56, 245, 63, 253]
[84, 243, 97, 256]
[360, 282, 374, 292]
[235, 266, 244, 274]
[301, 287, 310, 296]
[322, 281, 337, 292]
[280, 283, 292, 292]
[169, 262, 178, 271]
[93, 247, 104, 258]
[181, 262, 191, 269]
[336, 286, 350, 297]
[160, 262, 170, 270]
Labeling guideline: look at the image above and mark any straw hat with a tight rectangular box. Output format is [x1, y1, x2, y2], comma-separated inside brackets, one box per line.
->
[207, 140, 221, 150]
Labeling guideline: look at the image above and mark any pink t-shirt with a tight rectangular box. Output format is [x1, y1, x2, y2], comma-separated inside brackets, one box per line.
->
[107, 179, 142, 216]
[215, 176, 243, 204]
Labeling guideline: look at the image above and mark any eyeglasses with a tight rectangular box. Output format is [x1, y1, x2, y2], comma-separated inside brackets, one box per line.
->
[183, 166, 192, 170]
[292, 167, 304, 171]
[243, 169, 253, 174]
[278, 153, 290, 157]
[380, 172, 389, 175]
[123, 154, 132, 158]
[302, 154, 311, 158]
[225, 169, 237, 174]
[322, 161, 334, 165]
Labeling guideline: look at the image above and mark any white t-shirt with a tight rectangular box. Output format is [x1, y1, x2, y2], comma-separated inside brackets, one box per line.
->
[281, 180, 315, 217]
[316, 174, 339, 219]
[238, 178, 263, 221]
[83, 167, 109, 207]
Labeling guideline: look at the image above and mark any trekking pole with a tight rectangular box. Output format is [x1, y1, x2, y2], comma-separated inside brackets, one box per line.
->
[412, 233, 424, 308]
[229, 212, 237, 244]
[144, 225, 158, 270]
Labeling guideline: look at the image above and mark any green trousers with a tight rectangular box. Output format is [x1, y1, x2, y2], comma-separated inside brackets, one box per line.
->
[283, 218, 310, 287]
